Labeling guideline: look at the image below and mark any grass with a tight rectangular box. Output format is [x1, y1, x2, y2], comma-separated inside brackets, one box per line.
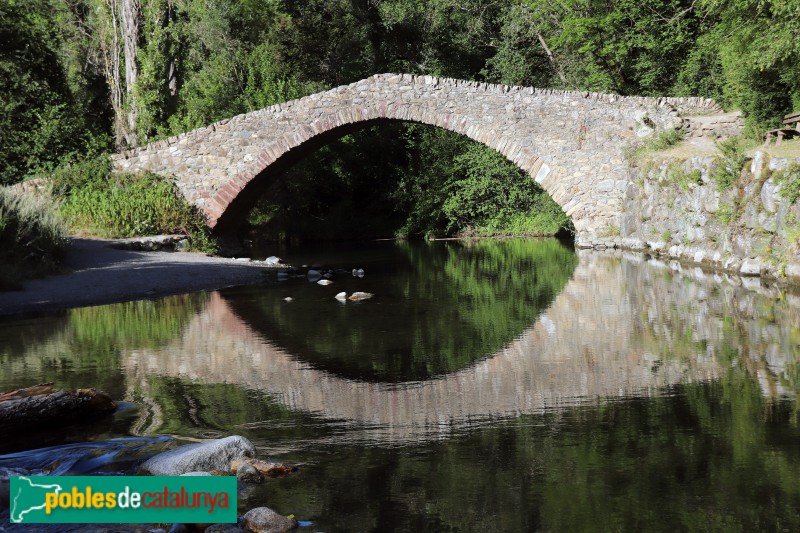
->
[0, 187, 68, 289]
[625, 128, 686, 161]
[52, 155, 218, 253]
[635, 136, 800, 164]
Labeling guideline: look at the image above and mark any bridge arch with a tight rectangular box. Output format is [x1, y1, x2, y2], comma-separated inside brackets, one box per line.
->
[112, 73, 721, 247]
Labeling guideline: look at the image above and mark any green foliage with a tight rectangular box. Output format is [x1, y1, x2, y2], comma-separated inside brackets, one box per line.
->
[665, 163, 704, 191]
[626, 128, 685, 161]
[441, 143, 570, 236]
[0, 187, 68, 289]
[715, 204, 736, 225]
[0, 0, 100, 184]
[712, 136, 747, 190]
[53, 156, 217, 252]
[392, 126, 570, 238]
[773, 161, 800, 204]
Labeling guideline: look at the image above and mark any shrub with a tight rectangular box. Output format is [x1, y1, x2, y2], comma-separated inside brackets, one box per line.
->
[0, 187, 67, 288]
[712, 136, 747, 190]
[54, 156, 217, 253]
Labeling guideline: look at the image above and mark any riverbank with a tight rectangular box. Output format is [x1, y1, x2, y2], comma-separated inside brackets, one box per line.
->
[0, 238, 277, 317]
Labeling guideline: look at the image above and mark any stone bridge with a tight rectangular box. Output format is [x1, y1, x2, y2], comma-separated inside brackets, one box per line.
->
[112, 74, 721, 247]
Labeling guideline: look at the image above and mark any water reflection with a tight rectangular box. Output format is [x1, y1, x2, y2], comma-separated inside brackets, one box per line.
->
[3, 241, 800, 530]
[232, 239, 578, 381]
[117, 249, 729, 445]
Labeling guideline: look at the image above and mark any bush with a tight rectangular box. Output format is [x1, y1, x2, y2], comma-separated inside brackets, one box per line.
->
[54, 156, 217, 253]
[712, 136, 747, 190]
[0, 187, 68, 289]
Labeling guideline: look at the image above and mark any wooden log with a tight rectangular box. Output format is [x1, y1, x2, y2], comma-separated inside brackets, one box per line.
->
[0, 383, 117, 430]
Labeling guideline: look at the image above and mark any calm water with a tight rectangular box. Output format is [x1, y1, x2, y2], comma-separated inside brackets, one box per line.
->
[2, 239, 800, 531]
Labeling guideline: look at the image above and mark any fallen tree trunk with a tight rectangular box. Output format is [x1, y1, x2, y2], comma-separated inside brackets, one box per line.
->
[0, 384, 117, 430]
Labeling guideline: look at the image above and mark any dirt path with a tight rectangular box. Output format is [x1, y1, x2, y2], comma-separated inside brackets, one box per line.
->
[0, 238, 275, 316]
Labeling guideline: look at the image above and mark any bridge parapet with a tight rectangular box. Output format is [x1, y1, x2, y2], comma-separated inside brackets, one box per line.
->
[113, 73, 721, 246]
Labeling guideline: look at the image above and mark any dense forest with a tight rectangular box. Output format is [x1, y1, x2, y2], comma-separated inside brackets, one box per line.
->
[1, 0, 799, 240]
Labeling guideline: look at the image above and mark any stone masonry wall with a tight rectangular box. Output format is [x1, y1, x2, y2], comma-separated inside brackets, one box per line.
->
[112, 73, 721, 247]
[620, 152, 800, 282]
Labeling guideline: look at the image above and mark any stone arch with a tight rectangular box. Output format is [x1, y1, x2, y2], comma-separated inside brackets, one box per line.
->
[205, 113, 556, 236]
[112, 73, 722, 247]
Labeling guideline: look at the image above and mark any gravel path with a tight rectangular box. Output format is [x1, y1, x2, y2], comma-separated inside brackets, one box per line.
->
[0, 238, 275, 316]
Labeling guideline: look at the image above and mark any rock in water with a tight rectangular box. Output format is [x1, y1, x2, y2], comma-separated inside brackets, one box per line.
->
[335, 292, 347, 301]
[284, 297, 294, 302]
[352, 268, 365, 277]
[306, 270, 322, 282]
[242, 507, 298, 533]
[139, 435, 256, 476]
[348, 292, 374, 301]
[317, 279, 333, 286]
[264, 256, 282, 265]
[236, 462, 263, 484]
[231, 458, 298, 478]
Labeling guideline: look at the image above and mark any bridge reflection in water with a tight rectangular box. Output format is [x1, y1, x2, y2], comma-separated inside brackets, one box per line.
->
[122, 252, 725, 444]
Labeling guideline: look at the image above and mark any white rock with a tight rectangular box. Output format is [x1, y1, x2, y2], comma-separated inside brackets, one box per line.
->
[317, 279, 333, 286]
[335, 292, 347, 301]
[264, 256, 282, 265]
[284, 297, 293, 302]
[139, 436, 255, 476]
[348, 292, 374, 301]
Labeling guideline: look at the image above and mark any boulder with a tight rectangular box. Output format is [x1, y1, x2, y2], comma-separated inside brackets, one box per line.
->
[241, 507, 297, 533]
[140, 436, 255, 476]
[740, 259, 762, 276]
[317, 279, 333, 286]
[264, 256, 282, 265]
[335, 292, 347, 302]
[306, 270, 322, 282]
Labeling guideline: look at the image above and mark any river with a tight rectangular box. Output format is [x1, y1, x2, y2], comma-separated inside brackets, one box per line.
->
[2, 239, 800, 531]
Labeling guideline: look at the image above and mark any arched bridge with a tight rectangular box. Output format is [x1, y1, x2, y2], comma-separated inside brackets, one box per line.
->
[112, 73, 721, 247]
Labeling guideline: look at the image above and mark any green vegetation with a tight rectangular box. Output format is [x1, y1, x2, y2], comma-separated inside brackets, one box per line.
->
[0, 187, 67, 288]
[712, 136, 748, 190]
[52, 156, 217, 253]
[626, 129, 686, 161]
[665, 162, 704, 191]
[774, 161, 800, 204]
